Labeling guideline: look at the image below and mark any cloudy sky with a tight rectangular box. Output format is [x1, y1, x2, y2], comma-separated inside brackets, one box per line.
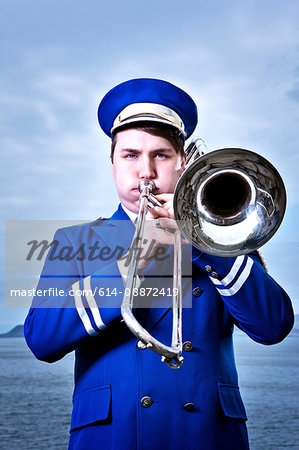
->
[1, 0, 298, 332]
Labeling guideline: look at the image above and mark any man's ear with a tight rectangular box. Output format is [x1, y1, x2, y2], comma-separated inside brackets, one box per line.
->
[111, 158, 115, 177]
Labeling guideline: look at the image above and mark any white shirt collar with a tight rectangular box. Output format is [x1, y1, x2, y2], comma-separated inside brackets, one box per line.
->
[121, 203, 138, 222]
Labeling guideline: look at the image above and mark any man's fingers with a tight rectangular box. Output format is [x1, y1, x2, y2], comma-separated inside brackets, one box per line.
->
[148, 193, 175, 218]
[154, 217, 178, 230]
[154, 193, 173, 203]
[147, 206, 171, 219]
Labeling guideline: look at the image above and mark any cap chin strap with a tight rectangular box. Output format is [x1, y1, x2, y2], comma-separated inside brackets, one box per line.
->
[111, 102, 186, 137]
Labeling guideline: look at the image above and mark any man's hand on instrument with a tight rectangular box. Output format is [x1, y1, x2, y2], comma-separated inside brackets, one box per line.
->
[147, 193, 175, 219]
[136, 194, 187, 271]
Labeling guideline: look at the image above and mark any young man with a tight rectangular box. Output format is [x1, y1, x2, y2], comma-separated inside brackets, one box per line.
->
[24, 78, 294, 450]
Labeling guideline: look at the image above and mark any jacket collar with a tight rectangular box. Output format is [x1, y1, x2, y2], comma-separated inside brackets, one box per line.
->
[91, 204, 135, 253]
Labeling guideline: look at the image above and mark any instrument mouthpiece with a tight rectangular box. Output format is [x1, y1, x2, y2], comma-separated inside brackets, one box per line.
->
[138, 179, 156, 193]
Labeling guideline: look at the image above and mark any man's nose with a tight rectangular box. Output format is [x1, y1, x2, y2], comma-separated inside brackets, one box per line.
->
[138, 157, 156, 179]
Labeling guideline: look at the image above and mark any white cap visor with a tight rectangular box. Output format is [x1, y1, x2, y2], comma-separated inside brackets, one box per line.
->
[110, 102, 187, 137]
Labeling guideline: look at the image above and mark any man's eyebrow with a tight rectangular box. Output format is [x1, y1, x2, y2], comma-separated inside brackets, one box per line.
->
[152, 147, 174, 153]
[119, 147, 174, 153]
[119, 148, 142, 153]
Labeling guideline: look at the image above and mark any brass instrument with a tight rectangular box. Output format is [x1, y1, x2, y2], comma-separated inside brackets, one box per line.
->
[121, 140, 286, 368]
[121, 178, 184, 368]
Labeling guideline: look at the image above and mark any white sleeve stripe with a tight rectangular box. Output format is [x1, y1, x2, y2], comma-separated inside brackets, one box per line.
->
[209, 277, 222, 285]
[207, 255, 245, 287]
[73, 281, 98, 336]
[83, 277, 107, 331]
[221, 255, 245, 286]
[214, 257, 254, 296]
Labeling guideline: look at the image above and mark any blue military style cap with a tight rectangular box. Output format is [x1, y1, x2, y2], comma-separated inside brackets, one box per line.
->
[98, 78, 198, 139]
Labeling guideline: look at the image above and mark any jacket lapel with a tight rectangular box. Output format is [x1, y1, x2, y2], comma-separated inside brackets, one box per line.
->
[91, 204, 135, 255]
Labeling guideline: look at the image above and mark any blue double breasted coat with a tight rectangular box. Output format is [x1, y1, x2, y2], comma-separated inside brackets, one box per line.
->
[24, 204, 294, 450]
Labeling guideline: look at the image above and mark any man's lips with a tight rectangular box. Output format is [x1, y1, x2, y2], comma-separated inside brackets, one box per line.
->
[132, 187, 159, 194]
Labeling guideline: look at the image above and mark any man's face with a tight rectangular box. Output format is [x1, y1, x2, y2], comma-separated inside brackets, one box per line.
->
[111, 128, 186, 213]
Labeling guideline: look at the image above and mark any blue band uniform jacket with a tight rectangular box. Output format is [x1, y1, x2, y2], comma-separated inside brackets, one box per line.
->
[24, 204, 294, 450]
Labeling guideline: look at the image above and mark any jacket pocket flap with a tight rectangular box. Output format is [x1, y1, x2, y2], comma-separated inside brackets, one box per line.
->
[218, 383, 247, 420]
[71, 385, 111, 431]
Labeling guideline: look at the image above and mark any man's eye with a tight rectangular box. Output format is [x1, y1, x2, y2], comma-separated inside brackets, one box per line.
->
[155, 153, 167, 159]
[124, 154, 137, 159]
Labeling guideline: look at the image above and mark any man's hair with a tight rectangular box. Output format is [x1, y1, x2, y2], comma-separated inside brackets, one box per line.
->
[110, 122, 185, 161]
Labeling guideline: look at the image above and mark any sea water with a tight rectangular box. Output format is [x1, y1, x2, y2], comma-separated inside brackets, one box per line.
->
[0, 335, 298, 449]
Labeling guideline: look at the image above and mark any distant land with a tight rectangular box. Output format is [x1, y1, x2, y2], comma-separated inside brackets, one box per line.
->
[0, 325, 24, 338]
